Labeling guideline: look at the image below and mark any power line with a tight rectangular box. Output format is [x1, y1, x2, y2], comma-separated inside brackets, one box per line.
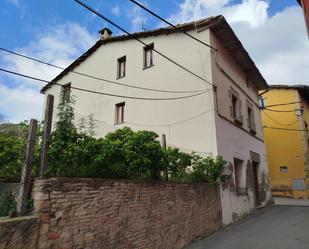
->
[265, 101, 302, 108]
[0, 67, 208, 101]
[126, 109, 213, 127]
[74, 0, 214, 88]
[263, 108, 299, 113]
[262, 110, 299, 127]
[263, 126, 308, 132]
[0, 47, 204, 94]
[128, 0, 217, 51]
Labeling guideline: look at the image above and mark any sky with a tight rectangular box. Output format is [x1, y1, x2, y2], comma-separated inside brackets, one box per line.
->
[0, 0, 308, 123]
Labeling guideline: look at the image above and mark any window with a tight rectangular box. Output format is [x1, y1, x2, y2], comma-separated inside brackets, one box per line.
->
[62, 83, 71, 103]
[247, 102, 256, 133]
[234, 158, 247, 195]
[229, 88, 243, 124]
[232, 95, 239, 118]
[280, 166, 288, 173]
[143, 43, 154, 68]
[117, 56, 126, 79]
[258, 96, 265, 109]
[115, 102, 125, 124]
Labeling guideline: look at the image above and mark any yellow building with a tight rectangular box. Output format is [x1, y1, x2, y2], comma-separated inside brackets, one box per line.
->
[261, 85, 309, 199]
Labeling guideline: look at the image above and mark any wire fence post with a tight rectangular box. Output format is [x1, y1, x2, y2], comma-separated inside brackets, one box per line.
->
[39, 94, 54, 177]
[16, 118, 38, 215]
[162, 134, 168, 181]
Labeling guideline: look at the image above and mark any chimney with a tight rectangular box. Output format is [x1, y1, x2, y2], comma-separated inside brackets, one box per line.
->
[99, 28, 113, 40]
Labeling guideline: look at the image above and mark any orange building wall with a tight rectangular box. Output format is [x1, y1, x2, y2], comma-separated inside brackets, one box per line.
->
[261, 88, 309, 199]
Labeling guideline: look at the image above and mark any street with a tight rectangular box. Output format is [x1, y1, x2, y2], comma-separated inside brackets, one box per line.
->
[185, 205, 309, 249]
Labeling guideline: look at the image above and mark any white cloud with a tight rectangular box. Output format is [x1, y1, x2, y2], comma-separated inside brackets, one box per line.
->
[112, 5, 121, 16]
[0, 83, 43, 123]
[0, 22, 96, 123]
[127, 3, 149, 31]
[169, 0, 268, 27]
[168, 0, 309, 85]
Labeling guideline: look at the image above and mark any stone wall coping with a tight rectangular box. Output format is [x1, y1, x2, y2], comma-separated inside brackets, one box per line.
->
[0, 215, 38, 224]
[34, 177, 216, 186]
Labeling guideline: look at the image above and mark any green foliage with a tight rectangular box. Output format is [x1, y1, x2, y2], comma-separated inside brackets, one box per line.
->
[47, 98, 164, 180]
[165, 147, 192, 181]
[0, 121, 41, 178]
[46, 98, 228, 183]
[0, 97, 228, 184]
[188, 153, 228, 184]
[0, 134, 25, 178]
[0, 191, 16, 217]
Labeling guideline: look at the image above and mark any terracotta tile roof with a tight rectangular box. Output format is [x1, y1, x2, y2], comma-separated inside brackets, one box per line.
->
[41, 15, 268, 92]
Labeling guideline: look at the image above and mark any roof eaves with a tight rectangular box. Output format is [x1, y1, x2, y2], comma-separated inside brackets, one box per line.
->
[41, 16, 221, 93]
[209, 16, 268, 90]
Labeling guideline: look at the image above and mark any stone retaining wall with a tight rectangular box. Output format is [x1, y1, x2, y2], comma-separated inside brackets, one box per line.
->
[0, 216, 38, 249]
[33, 178, 222, 249]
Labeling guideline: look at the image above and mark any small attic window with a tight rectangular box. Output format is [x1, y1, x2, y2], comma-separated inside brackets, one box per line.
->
[143, 43, 154, 68]
[117, 56, 126, 79]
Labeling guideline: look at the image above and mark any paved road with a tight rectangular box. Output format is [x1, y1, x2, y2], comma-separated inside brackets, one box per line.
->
[185, 206, 309, 249]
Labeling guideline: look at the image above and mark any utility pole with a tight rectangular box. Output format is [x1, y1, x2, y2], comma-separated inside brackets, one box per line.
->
[39, 94, 54, 176]
[162, 134, 168, 181]
[17, 119, 38, 215]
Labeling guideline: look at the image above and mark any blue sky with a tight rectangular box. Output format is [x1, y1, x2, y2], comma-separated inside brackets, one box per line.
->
[0, 0, 298, 49]
[0, 0, 307, 123]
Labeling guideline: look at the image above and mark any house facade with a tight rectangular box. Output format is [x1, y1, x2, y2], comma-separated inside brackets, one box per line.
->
[261, 85, 309, 199]
[42, 16, 271, 225]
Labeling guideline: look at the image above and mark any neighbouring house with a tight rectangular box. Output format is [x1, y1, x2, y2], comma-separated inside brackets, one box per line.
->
[297, 0, 309, 38]
[261, 85, 309, 199]
[41, 15, 271, 225]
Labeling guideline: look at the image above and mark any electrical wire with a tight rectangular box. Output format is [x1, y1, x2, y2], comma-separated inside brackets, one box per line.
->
[0, 47, 204, 94]
[127, 0, 217, 51]
[74, 0, 214, 88]
[125, 109, 213, 127]
[263, 108, 300, 113]
[262, 110, 299, 127]
[263, 126, 309, 132]
[265, 101, 302, 108]
[127, 0, 268, 110]
[0, 67, 208, 101]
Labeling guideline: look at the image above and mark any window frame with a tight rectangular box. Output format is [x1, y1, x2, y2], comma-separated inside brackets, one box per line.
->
[115, 102, 125, 124]
[233, 158, 247, 196]
[143, 43, 154, 69]
[117, 56, 126, 79]
[247, 101, 256, 134]
[62, 83, 71, 104]
[229, 88, 243, 125]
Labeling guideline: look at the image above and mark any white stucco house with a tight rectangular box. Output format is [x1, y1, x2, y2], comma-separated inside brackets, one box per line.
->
[41, 15, 271, 225]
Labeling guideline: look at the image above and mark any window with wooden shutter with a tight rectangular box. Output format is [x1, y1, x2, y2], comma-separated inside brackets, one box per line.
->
[247, 101, 256, 133]
[143, 43, 154, 68]
[115, 102, 125, 124]
[117, 56, 126, 79]
[229, 88, 243, 124]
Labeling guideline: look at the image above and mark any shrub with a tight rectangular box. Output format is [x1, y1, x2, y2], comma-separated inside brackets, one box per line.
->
[0, 191, 16, 217]
[188, 153, 228, 184]
[165, 147, 192, 181]
[0, 121, 41, 178]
